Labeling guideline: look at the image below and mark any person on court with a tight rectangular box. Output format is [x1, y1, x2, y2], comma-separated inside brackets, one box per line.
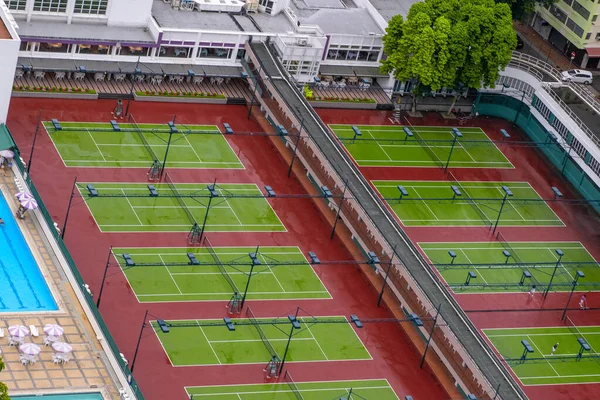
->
[580, 294, 589, 310]
[529, 285, 536, 297]
[551, 342, 559, 355]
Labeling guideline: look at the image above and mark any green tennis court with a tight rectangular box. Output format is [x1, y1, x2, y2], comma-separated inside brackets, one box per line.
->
[372, 180, 563, 227]
[329, 124, 512, 168]
[420, 241, 599, 293]
[153, 316, 370, 366]
[78, 182, 285, 233]
[186, 379, 399, 399]
[484, 324, 600, 385]
[45, 121, 243, 168]
[113, 246, 330, 302]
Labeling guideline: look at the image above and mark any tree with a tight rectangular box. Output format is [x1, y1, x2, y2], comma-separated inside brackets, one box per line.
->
[381, 0, 517, 114]
[0, 357, 10, 400]
[496, 0, 557, 21]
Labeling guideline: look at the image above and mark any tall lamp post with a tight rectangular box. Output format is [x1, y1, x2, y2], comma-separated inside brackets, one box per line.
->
[493, 186, 513, 233]
[124, 56, 141, 117]
[544, 249, 565, 298]
[561, 270, 584, 321]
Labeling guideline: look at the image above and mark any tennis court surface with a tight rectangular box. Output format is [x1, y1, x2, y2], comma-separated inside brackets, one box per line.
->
[373, 180, 563, 227]
[329, 124, 512, 168]
[420, 241, 599, 293]
[113, 246, 330, 302]
[153, 315, 370, 366]
[186, 378, 399, 399]
[484, 322, 600, 385]
[45, 121, 243, 169]
[78, 182, 285, 233]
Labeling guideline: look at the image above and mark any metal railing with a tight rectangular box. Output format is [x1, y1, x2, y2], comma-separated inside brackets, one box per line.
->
[8, 140, 144, 399]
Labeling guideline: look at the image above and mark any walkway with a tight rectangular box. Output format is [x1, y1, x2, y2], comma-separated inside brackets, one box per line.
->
[0, 172, 122, 398]
[248, 40, 526, 400]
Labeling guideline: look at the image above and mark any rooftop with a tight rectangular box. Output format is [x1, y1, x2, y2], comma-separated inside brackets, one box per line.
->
[367, 0, 419, 21]
[14, 18, 154, 43]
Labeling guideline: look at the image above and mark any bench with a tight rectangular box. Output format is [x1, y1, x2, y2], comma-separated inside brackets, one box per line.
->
[86, 184, 98, 197]
[187, 252, 199, 265]
[223, 123, 233, 134]
[148, 185, 159, 197]
[51, 119, 62, 130]
[264, 185, 276, 197]
[168, 121, 177, 133]
[110, 120, 120, 131]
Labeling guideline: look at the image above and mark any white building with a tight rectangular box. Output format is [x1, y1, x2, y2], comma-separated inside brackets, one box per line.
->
[2, 0, 415, 85]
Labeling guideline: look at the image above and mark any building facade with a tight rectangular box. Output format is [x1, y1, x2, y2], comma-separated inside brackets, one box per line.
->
[532, 0, 600, 68]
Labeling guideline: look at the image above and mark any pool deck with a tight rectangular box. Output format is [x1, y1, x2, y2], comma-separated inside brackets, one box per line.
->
[0, 172, 121, 398]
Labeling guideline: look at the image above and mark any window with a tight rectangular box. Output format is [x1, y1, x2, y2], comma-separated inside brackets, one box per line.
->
[549, 5, 568, 23]
[586, 32, 592, 40]
[7, 0, 26, 10]
[326, 44, 381, 62]
[159, 46, 191, 58]
[258, 0, 273, 14]
[566, 18, 584, 37]
[571, 1, 590, 20]
[33, 0, 68, 12]
[198, 47, 232, 59]
[592, 15, 598, 23]
[74, 0, 109, 15]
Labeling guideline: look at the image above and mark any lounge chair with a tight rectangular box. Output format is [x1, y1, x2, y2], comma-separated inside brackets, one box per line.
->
[29, 325, 39, 337]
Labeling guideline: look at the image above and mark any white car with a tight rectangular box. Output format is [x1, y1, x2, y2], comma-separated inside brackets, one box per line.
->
[561, 69, 593, 84]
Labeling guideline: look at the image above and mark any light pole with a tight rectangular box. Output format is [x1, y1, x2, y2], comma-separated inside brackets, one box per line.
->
[420, 304, 441, 369]
[443, 128, 463, 172]
[27, 111, 42, 174]
[287, 118, 304, 178]
[376, 247, 396, 307]
[198, 181, 219, 242]
[129, 309, 149, 374]
[544, 249, 565, 298]
[278, 308, 301, 375]
[330, 179, 348, 239]
[61, 177, 78, 240]
[561, 270, 584, 321]
[493, 186, 513, 233]
[160, 119, 177, 178]
[124, 56, 141, 117]
[96, 245, 113, 309]
[513, 90, 527, 125]
[240, 247, 261, 309]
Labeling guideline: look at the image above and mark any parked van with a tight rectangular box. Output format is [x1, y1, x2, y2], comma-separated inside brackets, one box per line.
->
[561, 69, 593, 84]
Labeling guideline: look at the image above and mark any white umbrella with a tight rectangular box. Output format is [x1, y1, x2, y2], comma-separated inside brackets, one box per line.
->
[20, 197, 38, 210]
[52, 341, 73, 353]
[19, 343, 41, 355]
[43, 324, 64, 337]
[15, 192, 32, 201]
[8, 325, 30, 338]
[0, 149, 14, 158]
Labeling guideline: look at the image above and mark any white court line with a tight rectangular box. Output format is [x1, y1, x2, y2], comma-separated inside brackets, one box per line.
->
[122, 189, 143, 225]
[86, 129, 107, 161]
[258, 253, 286, 293]
[304, 323, 329, 360]
[459, 250, 488, 285]
[160, 254, 183, 295]
[182, 133, 204, 163]
[210, 338, 314, 343]
[527, 335, 560, 377]
[198, 321, 221, 364]
[410, 187, 439, 220]
[364, 130, 393, 161]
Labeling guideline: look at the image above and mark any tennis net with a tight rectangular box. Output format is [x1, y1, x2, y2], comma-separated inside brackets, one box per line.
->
[246, 306, 279, 360]
[164, 173, 196, 225]
[129, 114, 161, 165]
[447, 171, 492, 227]
[496, 232, 523, 264]
[412, 129, 444, 168]
[204, 237, 240, 294]
[284, 371, 304, 400]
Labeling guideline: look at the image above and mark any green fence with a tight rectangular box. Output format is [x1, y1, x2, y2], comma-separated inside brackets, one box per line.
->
[473, 93, 600, 214]
[7, 131, 145, 399]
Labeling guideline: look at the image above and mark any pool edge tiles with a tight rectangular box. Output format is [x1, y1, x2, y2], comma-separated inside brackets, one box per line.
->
[0, 189, 58, 312]
[12, 392, 104, 400]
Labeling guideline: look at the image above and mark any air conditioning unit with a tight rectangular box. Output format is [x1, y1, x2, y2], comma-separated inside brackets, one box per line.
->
[297, 38, 308, 46]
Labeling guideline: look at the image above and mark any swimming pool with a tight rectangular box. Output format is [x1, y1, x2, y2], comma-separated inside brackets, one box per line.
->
[13, 393, 103, 400]
[0, 190, 57, 312]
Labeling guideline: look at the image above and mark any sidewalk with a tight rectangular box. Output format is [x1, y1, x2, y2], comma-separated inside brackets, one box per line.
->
[514, 21, 600, 95]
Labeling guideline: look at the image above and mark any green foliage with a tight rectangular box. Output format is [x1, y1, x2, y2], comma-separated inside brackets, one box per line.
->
[0, 356, 9, 400]
[381, 0, 517, 95]
[496, 0, 557, 21]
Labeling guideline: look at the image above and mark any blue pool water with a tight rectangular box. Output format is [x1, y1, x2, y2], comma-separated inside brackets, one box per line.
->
[0, 190, 57, 312]
[14, 394, 103, 400]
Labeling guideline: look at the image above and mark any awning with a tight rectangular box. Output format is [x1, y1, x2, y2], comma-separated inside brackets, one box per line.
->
[319, 65, 355, 76]
[17, 57, 78, 71]
[75, 60, 121, 73]
[117, 62, 163, 75]
[319, 64, 389, 78]
[201, 65, 242, 77]
[585, 47, 600, 58]
[0, 124, 16, 152]
[159, 64, 188, 75]
[351, 66, 389, 78]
